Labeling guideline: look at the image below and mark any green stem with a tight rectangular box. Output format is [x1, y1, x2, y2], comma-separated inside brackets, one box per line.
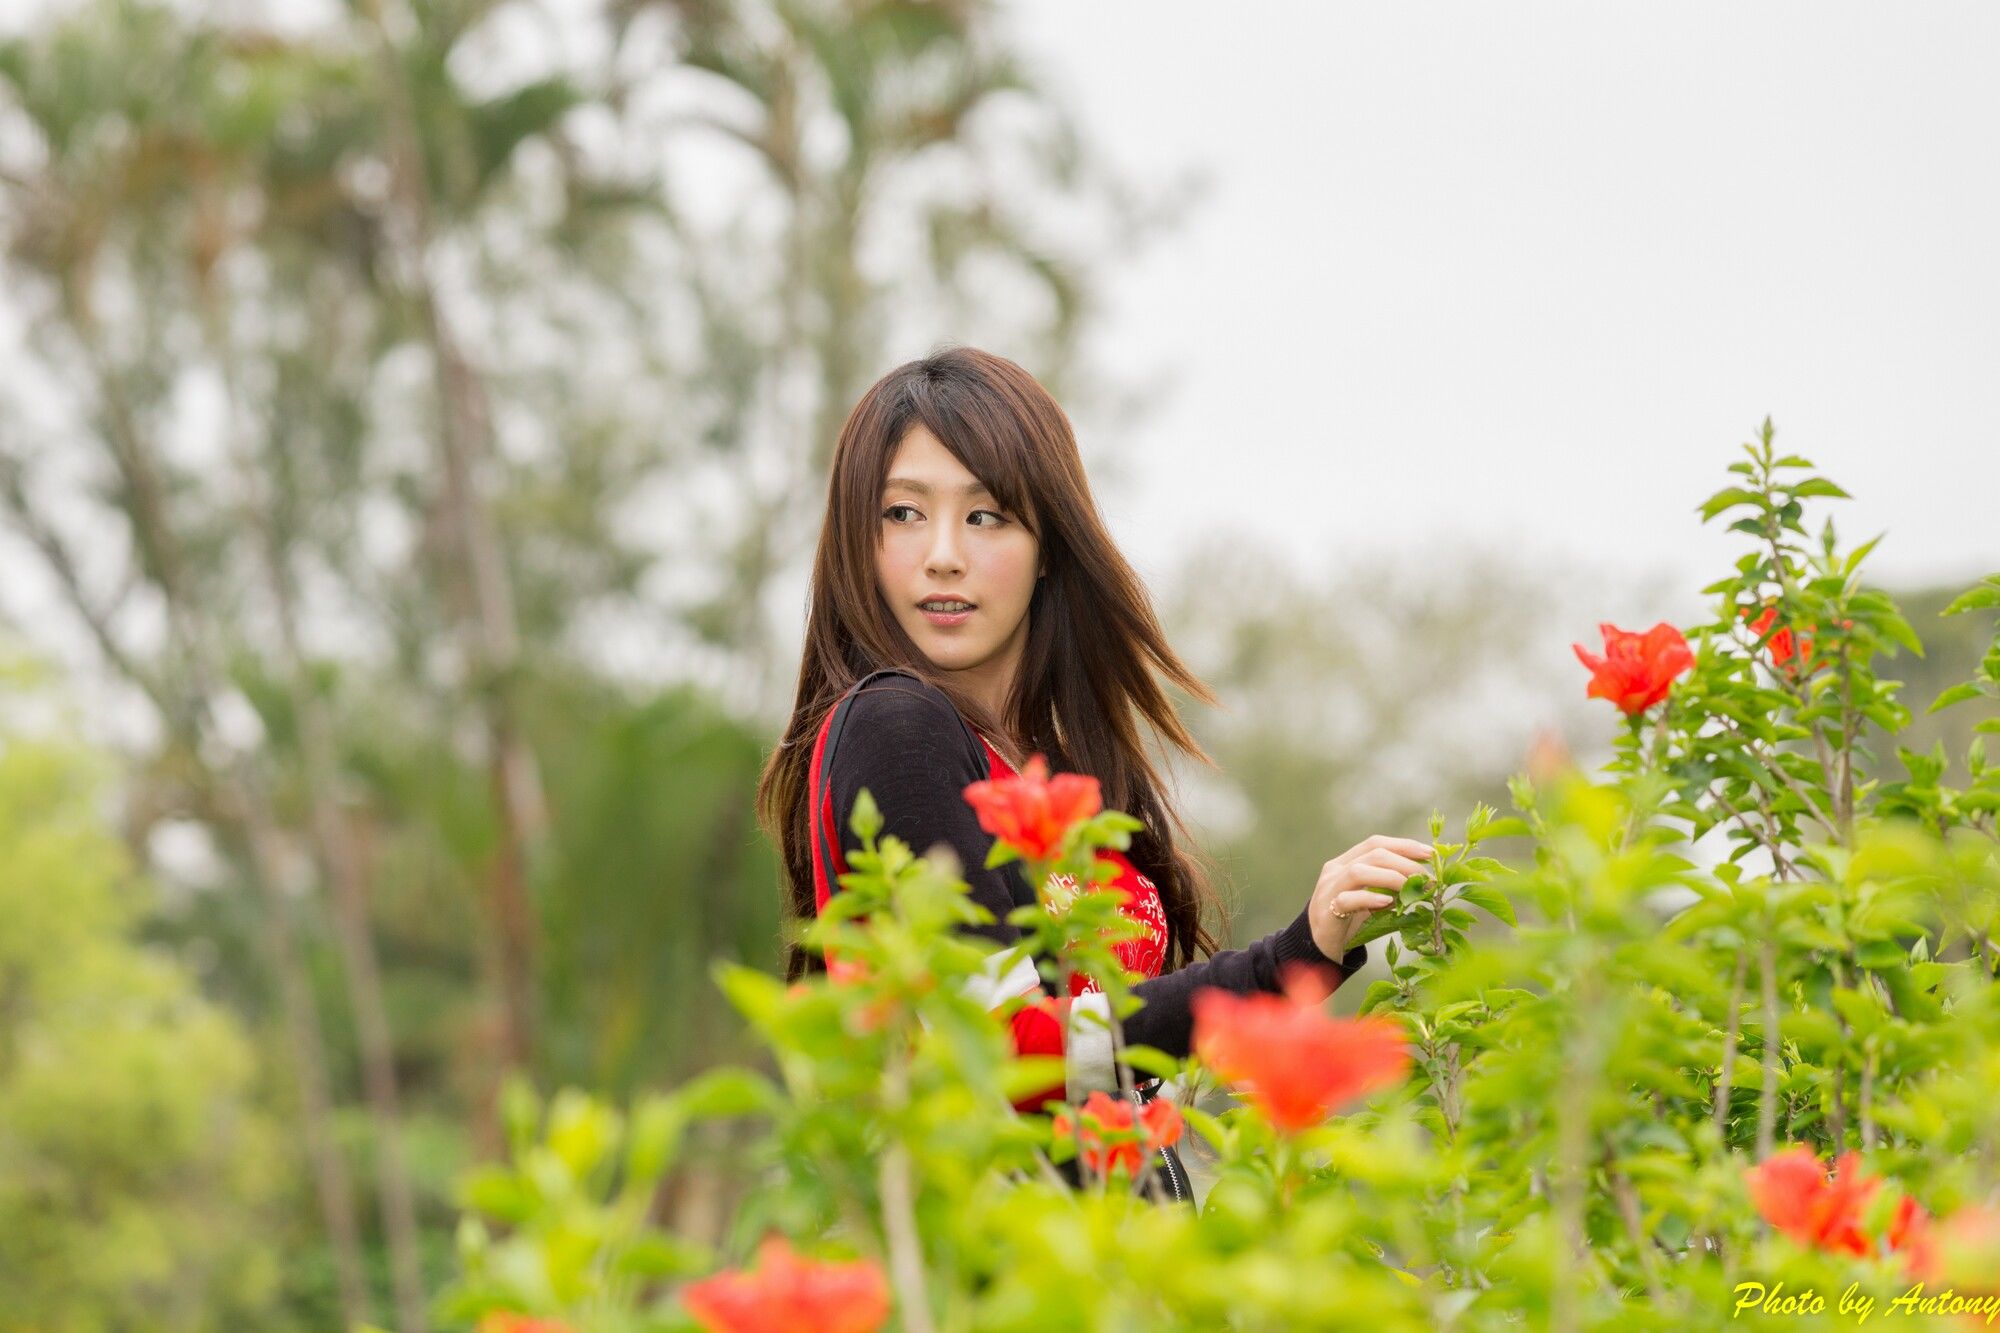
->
[1755, 934, 1781, 1160]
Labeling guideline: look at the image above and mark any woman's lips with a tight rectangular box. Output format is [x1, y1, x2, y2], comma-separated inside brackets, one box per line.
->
[920, 606, 974, 627]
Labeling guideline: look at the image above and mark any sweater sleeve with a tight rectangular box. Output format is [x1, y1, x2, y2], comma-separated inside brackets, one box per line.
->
[822, 675, 1367, 1102]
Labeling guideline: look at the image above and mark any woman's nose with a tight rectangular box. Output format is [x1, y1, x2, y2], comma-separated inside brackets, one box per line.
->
[925, 528, 966, 577]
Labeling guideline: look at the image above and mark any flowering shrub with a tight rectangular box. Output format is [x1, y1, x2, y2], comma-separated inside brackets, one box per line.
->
[445, 419, 2000, 1330]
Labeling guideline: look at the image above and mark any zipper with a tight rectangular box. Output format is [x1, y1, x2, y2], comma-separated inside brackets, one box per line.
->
[1155, 1144, 1191, 1204]
[1136, 1078, 1193, 1206]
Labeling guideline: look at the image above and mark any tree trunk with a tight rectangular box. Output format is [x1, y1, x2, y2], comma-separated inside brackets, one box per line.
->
[205, 287, 432, 1332]
[360, 0, 547, 1072]
[222, 778, 379, 1330]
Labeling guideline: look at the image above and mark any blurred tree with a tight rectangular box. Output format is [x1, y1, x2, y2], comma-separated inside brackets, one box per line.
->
[0, 656, 286, 1330]
[613, 0, 1189, 709]
[1157, 533, 1612, 978]
[0, 7, 389, 1321]
[0, 0, 1186, 1297]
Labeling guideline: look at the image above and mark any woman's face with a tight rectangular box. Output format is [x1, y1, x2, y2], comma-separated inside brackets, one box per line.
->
[875, 425, 1042, 706]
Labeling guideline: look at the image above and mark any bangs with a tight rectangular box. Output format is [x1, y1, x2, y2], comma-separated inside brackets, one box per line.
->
[901, 368, 1042, 531]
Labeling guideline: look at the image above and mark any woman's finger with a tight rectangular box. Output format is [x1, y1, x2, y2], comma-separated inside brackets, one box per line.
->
[1339, 862, 1411, 894]
[1363, 836, 1435, 860]
[1354, 849, 1431, 881]
[1334, 890, 1396, 915]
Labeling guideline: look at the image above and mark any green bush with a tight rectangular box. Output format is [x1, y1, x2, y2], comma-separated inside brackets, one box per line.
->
[0, 661, 287, 1331]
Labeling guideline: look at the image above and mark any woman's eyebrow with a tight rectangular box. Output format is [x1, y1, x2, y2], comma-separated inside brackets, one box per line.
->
[883, 477, 993, 497]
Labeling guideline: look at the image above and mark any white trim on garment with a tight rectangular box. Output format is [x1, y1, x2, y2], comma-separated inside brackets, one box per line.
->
[958, 945, 1042, 1010]
[1063, 991, 1118, 1100]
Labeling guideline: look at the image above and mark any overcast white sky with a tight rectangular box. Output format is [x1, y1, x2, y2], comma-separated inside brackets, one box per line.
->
[1003, 3, 2000, 601]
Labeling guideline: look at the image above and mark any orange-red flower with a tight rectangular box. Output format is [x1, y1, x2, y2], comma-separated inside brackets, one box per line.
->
[477, 1316, 575, 1333]
[1887, 1194, 1937, 1278]
[1571, 621, 1694, 715]
[681, 1235, 891, 1333]
[820, 953, 902, 1035]
[1744, 603, 1815, 675]
[1911, 1204, 2000, 1289]
[1745, 1147, 1881, 1257]
[962, 754, 1101, 862]
[1741, 603, 1853, 677]
[826, 955, 871, 987]
[1050, 1089, 1184, 1176]
[1190, 962, 1410, 1132]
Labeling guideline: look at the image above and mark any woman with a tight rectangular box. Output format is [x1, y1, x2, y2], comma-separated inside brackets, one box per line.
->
[754, 346, 1431, 1198]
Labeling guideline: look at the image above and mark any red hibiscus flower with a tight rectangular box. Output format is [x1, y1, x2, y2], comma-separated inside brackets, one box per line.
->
[962, 754, 1102, 863]
[1051, 1089, 1184, 1177]
[1741, 603, 1853, 677]
[681, 1235, 892, 1333]
[1190, 962, 1410, 1133]
[1744, 603, 1812, 674]
[1744, 1147, 1880, 1257]
[1572, 621, 1694, 715]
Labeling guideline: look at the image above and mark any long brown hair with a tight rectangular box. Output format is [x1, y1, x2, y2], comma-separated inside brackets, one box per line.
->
[755, 346, 1226, 981]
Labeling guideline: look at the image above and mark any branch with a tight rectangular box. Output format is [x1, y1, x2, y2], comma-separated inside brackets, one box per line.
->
[0, 445, 167, 706]
[1607, 1153, 1665, 1306]
[1712, 947, 1748, 1143]
[876, 1056, 937, 1333]
[1716, 716, 1844, 847]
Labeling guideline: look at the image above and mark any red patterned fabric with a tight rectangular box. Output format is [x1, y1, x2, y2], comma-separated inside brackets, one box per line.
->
[975, 734, 1170, 993]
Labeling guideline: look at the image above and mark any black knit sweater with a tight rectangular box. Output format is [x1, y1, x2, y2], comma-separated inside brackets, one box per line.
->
[821, 672, 1366, 1058]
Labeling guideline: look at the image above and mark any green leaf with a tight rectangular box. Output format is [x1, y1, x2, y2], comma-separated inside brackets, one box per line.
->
[1943, 584, 2000, 616]
[1346, 908, 1418, 950]
[1470, 816, 1530, 842]
[1929, 681, 1987, 714]
[999, 1056, 1068, 1102]
[1853, 939, 1904, 970]
[1115, 1044, 1183, 1080]
[672, 1067, 781, 1119]
[1698, 487, 1762, 521]
[1788, 477, 1851, 500]
[1455, 883, 1517, 926]
[611, 1234, 710, 1280]
[1358, 979, 1401, 1016]
[457, 1165, 535, 1223]
[848, 787, 882, 842]
[713, 962, 791, 1029]
[1877, 612, 1925, 657]
[1180, 1105, 1230, 1152]
[625, 1097, 686, 1186]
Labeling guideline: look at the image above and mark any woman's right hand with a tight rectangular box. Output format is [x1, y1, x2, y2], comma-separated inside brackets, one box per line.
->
[1306, 834, 1434, 961]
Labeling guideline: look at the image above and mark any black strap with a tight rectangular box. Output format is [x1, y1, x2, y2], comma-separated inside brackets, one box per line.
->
[815, 668, 918, 900]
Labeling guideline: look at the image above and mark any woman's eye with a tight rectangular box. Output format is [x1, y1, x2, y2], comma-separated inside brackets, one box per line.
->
[882, 504, 1006, 527]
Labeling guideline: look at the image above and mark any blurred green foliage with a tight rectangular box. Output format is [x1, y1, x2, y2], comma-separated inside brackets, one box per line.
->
[0, 659, 286, 1330]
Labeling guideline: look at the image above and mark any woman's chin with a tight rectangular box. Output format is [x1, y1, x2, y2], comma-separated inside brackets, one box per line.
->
[916, 641, 985, 672]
